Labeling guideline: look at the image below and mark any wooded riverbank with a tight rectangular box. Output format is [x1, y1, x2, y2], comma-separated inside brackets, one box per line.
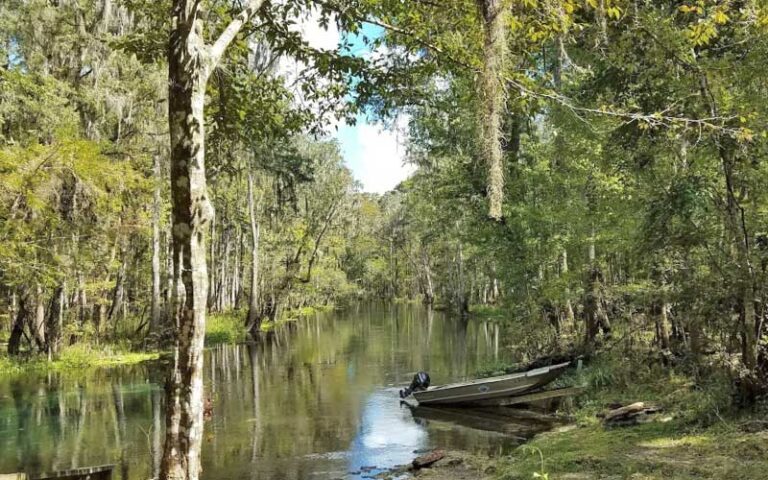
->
[0, 306, 333, 377]
[449, 305, 768, 480]
[499, 353, 768, 480]
[4, 0, 768, 478]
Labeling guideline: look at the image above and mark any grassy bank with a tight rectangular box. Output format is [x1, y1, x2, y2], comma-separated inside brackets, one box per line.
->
[497, 352, 768, 480]
[503, 420, 768, 480]
[461, 304, 768, 479]
[205, 304, 335, 345]
[0, 304, 336, 375]
[0, 344, 159, 376]
[470, 304, 510, 322]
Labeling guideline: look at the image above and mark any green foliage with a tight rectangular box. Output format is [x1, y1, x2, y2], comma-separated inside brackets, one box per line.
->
[349, 0, 768, 393]
[0, 138, 148, 289]
[205, 313, 247, 346]
[0, 69, 79, 144]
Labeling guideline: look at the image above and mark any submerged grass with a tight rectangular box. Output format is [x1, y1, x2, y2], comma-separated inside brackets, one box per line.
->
[470, 304, 509, 322]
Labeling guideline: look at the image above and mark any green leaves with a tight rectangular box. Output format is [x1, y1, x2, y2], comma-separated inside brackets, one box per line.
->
[0, 138, 148, 287]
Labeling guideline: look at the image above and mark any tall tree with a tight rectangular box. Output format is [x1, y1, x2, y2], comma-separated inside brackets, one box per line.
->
[161, 0, 266, 478]
[476, 0, 508, 220]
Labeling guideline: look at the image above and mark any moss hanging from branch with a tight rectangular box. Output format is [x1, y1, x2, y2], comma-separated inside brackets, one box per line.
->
[476, 0, 508, 221]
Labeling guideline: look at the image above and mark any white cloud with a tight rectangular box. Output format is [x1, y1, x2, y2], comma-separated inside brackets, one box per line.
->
[352, 116, 415, 194]
[276, 7, 342, 132]
[269, 7, 414, 193]
[300, 14, 340, 51]
[278, 8, 340, 84]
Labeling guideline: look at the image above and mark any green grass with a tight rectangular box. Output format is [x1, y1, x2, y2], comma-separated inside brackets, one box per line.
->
[205, 305, 334, 344]
[497, 351, 768, 480]
[0, 344, 159, 376]
[205, 312, 248, 345]
[469, 304, 509, 321]
[502, 420, 768, 480]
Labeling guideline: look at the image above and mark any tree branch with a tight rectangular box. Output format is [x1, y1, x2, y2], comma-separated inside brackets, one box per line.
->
[301, 198, 341, 283]
[209, 0, 269, 67]
[314, 0, 474, 69]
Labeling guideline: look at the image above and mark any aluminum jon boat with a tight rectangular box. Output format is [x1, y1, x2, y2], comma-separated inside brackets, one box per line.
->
[411, 362, 571, 406]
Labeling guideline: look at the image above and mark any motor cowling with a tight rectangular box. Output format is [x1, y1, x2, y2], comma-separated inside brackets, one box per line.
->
[399, 371, 430, 398]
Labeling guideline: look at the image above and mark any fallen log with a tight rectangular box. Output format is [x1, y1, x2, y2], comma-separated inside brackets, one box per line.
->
[411, 449, 445, 470]
[602, 402, 662, 426]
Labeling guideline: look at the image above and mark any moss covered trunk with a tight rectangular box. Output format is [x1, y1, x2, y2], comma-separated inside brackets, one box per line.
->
[161, 0, 265, 477]
[476, 0, 507, 220]
[160, 5, 213, 479]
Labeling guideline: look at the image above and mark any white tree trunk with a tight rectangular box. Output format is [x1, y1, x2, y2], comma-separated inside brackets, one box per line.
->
[151, 153, 163, 333]
[161, 14, 214, 477]
[246, 172, 261, 332]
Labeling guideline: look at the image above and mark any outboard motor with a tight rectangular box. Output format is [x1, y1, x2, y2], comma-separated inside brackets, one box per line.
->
[399, 371, 430, 398]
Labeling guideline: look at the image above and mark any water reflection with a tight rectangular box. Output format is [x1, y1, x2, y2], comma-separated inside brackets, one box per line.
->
[347, 390, 427, 477]
[0, 304, 530, 479]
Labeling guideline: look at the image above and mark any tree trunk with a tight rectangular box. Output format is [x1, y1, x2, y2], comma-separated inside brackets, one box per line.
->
[584, 265, 610, 347]
[720, 148, 758, 372]
[94, 303, 106, 337]
[151, 153, 163, 334]
[168, 229, 183, 326]
[652, 266, 671, 351]
[108, 247, 127, 324]
[77, 272, 87, 325]
[232, 229, 242, 309]
[246, 172, 261, 333]
[657, 299, 671, 351]
[7, 291, 17, 338]
[421, 249, 434, 307]
[698, 71, 759, 377]
[218, 228, 231, 311]
[8, 291, 28, 356]
[562, 249, 575, 330]
[457, 236, 469, 317]
[46, 284, 65, 356]
[476, 0, 507, 220]
[31, 284, 47, 352]
[161, 64, 213, 480]
[160, 1, 268, 477]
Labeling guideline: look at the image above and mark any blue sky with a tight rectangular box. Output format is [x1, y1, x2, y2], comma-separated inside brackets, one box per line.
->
[297, 21, 414, 193]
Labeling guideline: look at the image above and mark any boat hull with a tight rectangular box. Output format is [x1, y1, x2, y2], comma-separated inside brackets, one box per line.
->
[412, 362, 570, 405]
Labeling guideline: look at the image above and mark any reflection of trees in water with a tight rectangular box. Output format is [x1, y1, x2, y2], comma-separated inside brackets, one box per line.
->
[152, 388, 163, 479]
[111, 381, 129, 480]
[71, 385, 87, 469]
[248, 343, 261, 476]
[0, 306, 517, 479]
[11, 379, 40, 472]
[0, 365, 159, 480]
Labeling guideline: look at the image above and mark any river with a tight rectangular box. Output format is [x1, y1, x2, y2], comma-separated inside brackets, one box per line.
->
[0, 304, 546, 479]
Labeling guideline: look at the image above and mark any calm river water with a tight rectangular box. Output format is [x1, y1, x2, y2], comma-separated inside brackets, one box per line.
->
[0, 304, 543, 479]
